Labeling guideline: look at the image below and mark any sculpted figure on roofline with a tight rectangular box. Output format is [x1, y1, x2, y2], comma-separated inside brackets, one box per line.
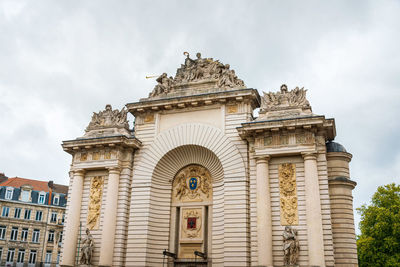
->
[149, 52, 245, 97]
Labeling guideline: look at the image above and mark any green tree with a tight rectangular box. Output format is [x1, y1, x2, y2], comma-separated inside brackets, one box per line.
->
[357, 183, 400, 267]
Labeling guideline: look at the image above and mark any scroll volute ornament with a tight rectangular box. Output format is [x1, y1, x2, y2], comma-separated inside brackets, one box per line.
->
[279, 163, 299, 225]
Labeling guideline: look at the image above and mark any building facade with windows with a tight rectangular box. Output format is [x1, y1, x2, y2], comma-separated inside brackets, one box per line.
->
[0, 177, 67, 266]
[60, 53, 358, 267]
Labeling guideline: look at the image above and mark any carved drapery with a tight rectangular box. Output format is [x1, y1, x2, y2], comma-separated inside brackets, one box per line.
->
[87, 176, 104, 230]
[279, 163, 299, 225]
[172, 165, 212, 203]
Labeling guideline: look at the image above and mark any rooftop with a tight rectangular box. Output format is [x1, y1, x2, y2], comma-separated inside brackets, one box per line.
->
[0, 177, 68, 194]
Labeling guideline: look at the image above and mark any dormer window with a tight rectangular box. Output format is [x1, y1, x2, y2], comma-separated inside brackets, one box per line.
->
[21, 190, 30, 202]
[53, 194, 60, 205]
[5, 187, 14, 200]
[38, 192, 46, 204]
[20, 185, 33, 202]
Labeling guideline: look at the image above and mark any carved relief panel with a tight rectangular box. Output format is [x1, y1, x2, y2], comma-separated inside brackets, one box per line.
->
[172, 165, 212, 203]
[279, 163, 299, 225]
[87, 176, 104, 230]
[178, 207, 204, 258]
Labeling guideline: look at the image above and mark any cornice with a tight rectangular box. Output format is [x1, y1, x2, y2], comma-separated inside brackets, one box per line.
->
[126, 88, 260, 115]
[62, 135, 141, 155]
[237, 115, 336, 140]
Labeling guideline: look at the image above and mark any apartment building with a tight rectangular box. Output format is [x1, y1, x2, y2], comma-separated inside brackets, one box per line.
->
[0, 177, 67, 266]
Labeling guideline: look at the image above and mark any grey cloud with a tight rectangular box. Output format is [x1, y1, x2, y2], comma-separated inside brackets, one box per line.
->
[0, 0, 399, 234]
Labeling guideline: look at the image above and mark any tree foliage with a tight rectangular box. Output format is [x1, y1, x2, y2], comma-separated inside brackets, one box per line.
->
[357, 183, 400, 267]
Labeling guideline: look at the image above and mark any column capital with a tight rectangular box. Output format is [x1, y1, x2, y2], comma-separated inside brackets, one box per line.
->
[108, 167, 121, 174]
[255, 155, 270, 163]
[302, 152, 318, 161]
[72, 169, 85, 176]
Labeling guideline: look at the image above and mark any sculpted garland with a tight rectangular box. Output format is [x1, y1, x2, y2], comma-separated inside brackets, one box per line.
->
[279, 163, 299, 225]
[87, 176, 104, 230]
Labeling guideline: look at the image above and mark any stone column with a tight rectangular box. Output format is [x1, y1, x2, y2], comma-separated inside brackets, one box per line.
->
[60, 169, 85, 267]
[99, 167, 121, 266]
[303, 153, 325, 267]
[256, 157, 273, 267]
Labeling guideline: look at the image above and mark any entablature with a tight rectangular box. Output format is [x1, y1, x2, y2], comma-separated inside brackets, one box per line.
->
[126, 88, 260, 116]
[238, 115, 336, 141]
[62, 135, 140, 170]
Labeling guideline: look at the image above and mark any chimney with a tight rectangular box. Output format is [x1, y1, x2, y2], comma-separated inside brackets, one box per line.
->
[48, 180, 54, 205]
[0, 173, 8, 184]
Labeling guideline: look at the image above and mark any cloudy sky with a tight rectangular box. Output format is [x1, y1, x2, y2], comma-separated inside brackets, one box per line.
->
[1, 0, 399, 232]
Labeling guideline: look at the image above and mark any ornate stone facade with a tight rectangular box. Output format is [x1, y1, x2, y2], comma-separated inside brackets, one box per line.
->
[60, 53, 358, 267]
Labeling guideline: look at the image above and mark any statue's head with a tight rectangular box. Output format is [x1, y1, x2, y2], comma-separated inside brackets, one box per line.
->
[196, 52, 201, 59]
[86, 228, 90, 235]
[280, 84, 288, 93]
[105, 104, 112, 111]
[285, 226, 290, 232]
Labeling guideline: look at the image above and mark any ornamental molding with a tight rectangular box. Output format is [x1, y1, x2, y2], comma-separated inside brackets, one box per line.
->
[148, 52, 245, 98]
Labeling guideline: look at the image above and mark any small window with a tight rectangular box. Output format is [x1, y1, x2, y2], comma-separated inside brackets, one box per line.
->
[10, 227, 18, 241]
[45, 250, 52, 263]
[0, 247, 2, 260]
[57, 251, 60, 264]
[2, 206, 9, 217]
[29, 250, 37, 264]
[50, 212, 57, 223]
[21, 190, 30, 202]
[6, 248, 15, 262]
[59, 231, 63, 243]
[53, 194, 60, 205]
[17, 249, 25, 263]
[0, 226, 6, 239]
[38, 192, 46, 204]
[48, 230, 54, 242]
[24, 209, 31, 220]
[5, 187, 13, 200]
[32, 229, 40, 243]
[14, 208, 21, 219]
[21, 228, 28, 242]
[35, 211, 43, 221]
